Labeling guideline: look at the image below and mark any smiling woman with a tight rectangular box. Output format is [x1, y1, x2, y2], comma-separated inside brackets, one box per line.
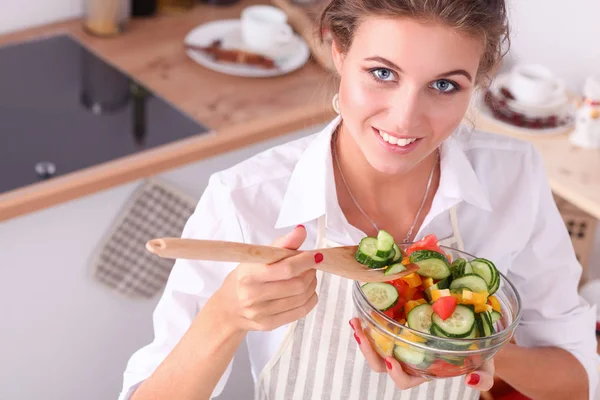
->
[120, 1, 598, 400]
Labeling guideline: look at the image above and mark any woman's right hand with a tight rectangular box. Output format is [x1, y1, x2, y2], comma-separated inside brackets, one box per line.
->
[218, 225, 322, 332]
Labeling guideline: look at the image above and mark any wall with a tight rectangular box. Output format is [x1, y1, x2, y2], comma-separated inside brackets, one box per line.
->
[501, 0, 600, 93]
[0, 124, 322, 400]
[0, 0, 82, 35]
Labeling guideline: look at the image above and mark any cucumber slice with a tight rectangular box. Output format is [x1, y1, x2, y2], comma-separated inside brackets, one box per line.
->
[488, 270, 501, 295]
[450, 258, 473, 279]
[475, 311, 494, 337]
[384, 262, 407, 276]
[436, 277, 451, 290]
[391, 243, 402, 262]
[393, 344, 426, 366]
[409, 250, 452, 279]
[375, 230, 395, 258]
[361, 282, 399, 311]
[355, 237, 390, 268]
[431, 305, 475, 338]
[471, 259, 496, 289]
[432, 323, 477, 341]
[451, 258, 467, 279]
[407, 304, 433, 333]
[490, 310, 502, 323]
[449, 274, 489, 293]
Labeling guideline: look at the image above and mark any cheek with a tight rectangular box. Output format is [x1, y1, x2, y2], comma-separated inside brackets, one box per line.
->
[426, 92, 472, 133]
[339, 72, 384, 119]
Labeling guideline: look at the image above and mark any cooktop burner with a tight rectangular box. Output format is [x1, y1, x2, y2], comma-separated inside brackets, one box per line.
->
[0, 34, 210, 194]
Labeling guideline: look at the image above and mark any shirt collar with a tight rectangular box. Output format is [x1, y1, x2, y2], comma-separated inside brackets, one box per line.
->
[274, 118, 492, 231]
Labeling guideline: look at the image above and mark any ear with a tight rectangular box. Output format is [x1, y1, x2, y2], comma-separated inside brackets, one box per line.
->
[331, 38, 345, 75]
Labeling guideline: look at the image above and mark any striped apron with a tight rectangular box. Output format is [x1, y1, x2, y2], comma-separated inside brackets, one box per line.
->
[255, 206, 479, 400]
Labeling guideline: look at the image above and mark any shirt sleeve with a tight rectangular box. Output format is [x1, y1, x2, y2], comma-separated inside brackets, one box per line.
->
[118, 175, 246, 400]
[508, 145, 598, 399]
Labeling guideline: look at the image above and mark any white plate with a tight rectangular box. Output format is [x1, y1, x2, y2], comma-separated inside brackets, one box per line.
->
[474, 90, 574, 136]
[183, 19, 310, 78]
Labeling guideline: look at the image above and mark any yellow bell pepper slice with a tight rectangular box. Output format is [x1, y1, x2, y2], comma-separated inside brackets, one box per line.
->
[430, 288, 450, 302]
[402, 273, 422, 288]
[461, 290, 489, 305]
[450, 290, 463, 303]
[398, 328, 428, 344]
[474, 303, 493, 313]
[422, 277, 434, 290]
[488, 295, 502, 313]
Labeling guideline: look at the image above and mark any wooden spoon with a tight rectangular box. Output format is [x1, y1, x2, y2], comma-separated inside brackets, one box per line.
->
[145, 237, 418, 283]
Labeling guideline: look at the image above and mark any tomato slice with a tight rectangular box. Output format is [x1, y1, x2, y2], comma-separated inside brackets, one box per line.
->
[405, 234, 444, 256]
[432, 296, 458, 320]
[426, 359, 464, 377]
[382, 297, 407, 319]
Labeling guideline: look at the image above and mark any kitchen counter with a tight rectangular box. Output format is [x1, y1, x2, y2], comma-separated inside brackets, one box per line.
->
[1, 0, 599, 223]
[0, 0, 336, 222]
[473, 110, 600, 220]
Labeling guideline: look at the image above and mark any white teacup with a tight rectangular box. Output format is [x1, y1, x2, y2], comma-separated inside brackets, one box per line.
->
[240, 5, 293, 52]
[508, 64, 565, 106]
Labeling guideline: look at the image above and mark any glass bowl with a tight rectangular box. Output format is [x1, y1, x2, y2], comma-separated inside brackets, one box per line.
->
[352, 244, 522, 379]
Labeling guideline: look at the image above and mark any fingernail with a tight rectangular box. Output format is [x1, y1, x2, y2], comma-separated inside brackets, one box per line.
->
[349, 320, 354, 330]
[353, 333, 361, 345]
[385, 359, 392, 370]
[314, 252, 324, 263]
[467, 373, 480, 386]
[296, 224, 305, 230]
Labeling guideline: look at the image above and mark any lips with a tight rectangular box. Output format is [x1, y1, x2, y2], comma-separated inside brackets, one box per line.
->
[376, 129, 419, 147]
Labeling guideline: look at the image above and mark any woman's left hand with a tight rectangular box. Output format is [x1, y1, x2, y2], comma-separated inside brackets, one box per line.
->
[349, 317, 495, 391]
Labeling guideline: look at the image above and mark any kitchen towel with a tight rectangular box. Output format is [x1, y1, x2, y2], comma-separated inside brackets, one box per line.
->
[89, 178, 197, 298]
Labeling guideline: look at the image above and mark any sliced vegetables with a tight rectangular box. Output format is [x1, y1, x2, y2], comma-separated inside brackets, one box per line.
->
[358, 231, 504, 342]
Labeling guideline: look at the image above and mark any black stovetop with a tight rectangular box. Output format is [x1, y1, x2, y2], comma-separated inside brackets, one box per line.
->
[0, 34, 210, 194]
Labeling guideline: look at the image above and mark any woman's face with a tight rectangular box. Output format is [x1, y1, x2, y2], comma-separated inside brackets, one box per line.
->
[332, 17, 484, 175]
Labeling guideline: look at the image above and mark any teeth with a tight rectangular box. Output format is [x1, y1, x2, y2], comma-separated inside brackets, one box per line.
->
[378, 130, 417, 147]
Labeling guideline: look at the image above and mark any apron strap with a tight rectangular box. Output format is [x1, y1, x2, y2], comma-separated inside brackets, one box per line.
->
[448, 205, 464, 251]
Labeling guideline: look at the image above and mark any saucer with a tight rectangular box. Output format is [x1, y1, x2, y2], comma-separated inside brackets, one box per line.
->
[183, 19, 310, 78]
[474, 89, 575, 136]
[489, 72, 570, 118]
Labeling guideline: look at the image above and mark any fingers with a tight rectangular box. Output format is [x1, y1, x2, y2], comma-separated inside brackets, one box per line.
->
[384, 356, 429, 389]
[349, 318, 387, 373]
[270, 224, 307, 250]
[250, 291, 319, 331]
[465, 359, 495, 392]
[350, 318, 428, 390]
[246, 273, 318, 318]
[248, 249, 323, 282]
[251, 269, 317, 303]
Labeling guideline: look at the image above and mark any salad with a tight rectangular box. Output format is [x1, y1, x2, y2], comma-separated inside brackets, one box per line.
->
[355, 230, 504, 371]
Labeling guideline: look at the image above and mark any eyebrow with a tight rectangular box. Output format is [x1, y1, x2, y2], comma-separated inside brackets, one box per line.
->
[365, 56, 473, 82]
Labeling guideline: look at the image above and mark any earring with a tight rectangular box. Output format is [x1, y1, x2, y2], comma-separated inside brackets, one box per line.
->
[332, 93, 340, 114]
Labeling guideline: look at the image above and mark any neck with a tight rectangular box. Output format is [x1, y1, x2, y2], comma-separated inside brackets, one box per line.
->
[332, 122, 440, 238]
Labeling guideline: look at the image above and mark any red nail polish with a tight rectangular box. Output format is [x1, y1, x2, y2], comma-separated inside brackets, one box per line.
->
[467, 373, 480, 386]
[314, 252, 324, 263]
[296, 224, 305, 230]
[353, 333, 361, 345]
[349, 320, 354, 330]
[385, 359, 392, 370]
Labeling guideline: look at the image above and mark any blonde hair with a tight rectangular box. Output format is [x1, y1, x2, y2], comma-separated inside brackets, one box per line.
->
[318, 0, 510, 86]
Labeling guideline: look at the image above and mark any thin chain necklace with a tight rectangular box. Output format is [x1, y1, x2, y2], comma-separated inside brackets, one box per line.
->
[332, 129, 438, 243]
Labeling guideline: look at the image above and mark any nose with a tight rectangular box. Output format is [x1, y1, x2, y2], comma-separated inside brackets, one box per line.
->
[387, 84, 424, 133]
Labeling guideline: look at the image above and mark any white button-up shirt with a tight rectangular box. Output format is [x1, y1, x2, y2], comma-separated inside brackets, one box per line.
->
[119, 116, 598, 399]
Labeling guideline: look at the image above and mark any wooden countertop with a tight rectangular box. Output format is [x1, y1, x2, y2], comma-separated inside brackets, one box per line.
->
[0, 0, 337, 222]
[472, 110, 600, 220]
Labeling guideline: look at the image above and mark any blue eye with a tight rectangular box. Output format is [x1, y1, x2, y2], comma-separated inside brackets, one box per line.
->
[431, 79, 457, 93]
[372, 68, 395, 81]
